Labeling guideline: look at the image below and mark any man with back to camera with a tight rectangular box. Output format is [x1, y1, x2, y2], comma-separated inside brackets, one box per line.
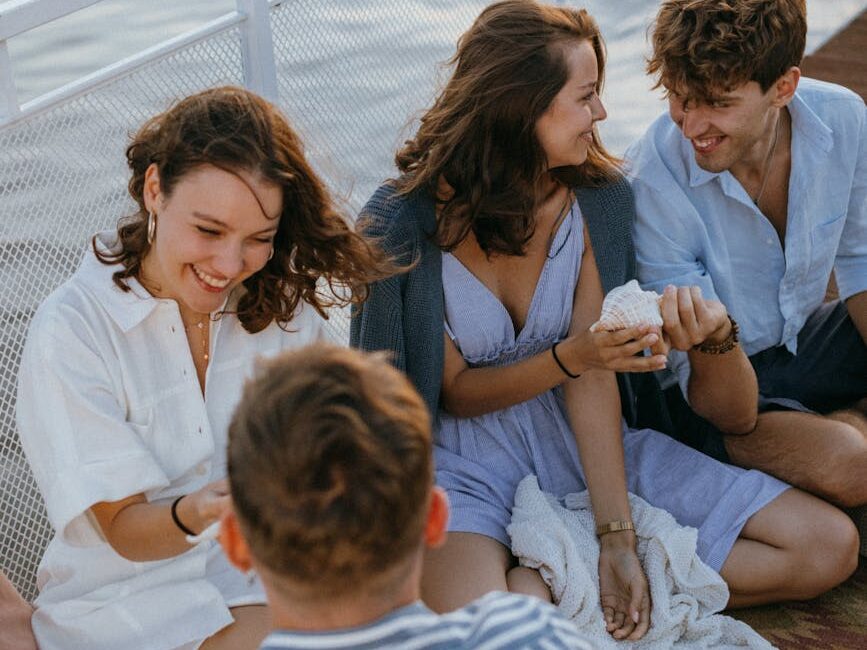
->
[218, 342, 591, 649]
[627, 0, 866, 511]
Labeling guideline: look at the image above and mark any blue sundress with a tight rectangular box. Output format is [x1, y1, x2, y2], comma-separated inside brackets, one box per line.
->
[435, 202, 789, 571]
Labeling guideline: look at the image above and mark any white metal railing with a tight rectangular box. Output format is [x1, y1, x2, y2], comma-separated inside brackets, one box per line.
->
[0, 0, 283, 124]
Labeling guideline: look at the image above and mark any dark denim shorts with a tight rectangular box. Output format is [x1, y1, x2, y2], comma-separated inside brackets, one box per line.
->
[663, 300, 867, 463]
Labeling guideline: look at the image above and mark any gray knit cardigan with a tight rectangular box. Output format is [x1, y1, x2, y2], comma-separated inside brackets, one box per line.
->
[350, 177, 638, 417]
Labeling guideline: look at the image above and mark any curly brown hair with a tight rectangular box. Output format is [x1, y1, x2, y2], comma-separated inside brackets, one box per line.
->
[227, 343, 432, 594]
[647, 0, 807, 101]
[395, 0, 619, 256]
[96, 86, 393, 333]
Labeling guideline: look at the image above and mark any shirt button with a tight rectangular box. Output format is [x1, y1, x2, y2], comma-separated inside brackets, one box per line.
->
[766, 238, 774, 245]
[196, 463, 207, 475]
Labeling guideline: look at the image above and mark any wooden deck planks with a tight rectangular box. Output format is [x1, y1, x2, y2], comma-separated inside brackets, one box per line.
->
[801, 8, 867, 100]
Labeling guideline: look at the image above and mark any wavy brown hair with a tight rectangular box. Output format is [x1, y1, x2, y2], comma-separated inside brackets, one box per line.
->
[228, 343, 432, 595]
[647, 0, 807, 101]
[395, 0, 619, 256]
[96, 86, 393, 333]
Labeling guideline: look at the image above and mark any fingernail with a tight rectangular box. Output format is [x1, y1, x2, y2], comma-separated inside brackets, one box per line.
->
[665, 284, 675, 293]
[647, 334, 658, 344]
[633, 611, 640, 623]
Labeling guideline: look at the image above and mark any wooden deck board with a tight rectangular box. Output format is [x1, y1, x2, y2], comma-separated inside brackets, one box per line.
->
[801, 8, 867, 100]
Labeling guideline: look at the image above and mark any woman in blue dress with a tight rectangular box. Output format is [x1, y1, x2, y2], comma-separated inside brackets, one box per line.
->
[351, 0, 858, 641]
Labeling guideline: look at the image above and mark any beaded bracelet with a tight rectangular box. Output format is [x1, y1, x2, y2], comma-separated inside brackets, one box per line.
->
[693, 316, 740, 355]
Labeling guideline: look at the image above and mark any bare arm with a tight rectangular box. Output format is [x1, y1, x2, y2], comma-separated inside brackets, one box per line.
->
[661, 286, 758, 434]
[90, 479, 229, 562]
[563, 233, 650, 641]
[845, 290, 867, 347]
[441, 325, 663, 417]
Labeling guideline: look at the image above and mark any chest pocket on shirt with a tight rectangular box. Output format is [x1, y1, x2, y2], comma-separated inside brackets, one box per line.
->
[129, 407, 214, 492]
[809, 212, 846, 275]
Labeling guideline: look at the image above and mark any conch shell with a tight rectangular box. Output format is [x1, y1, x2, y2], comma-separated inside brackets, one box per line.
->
[590, 280, 663, 332]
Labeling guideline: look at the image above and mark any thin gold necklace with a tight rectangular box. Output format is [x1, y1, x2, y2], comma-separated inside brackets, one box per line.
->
[753, 114, 782, 207]
[184, 317, 209, 362]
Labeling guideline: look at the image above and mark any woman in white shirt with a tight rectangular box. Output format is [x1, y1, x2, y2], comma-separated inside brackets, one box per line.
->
[15, 86, 391, 650]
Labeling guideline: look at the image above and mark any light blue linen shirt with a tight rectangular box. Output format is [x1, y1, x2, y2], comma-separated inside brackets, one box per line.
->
[627, 78, 866, 390]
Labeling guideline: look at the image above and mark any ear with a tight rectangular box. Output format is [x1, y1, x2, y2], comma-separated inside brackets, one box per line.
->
[142, 163, 164, 214]
[218, 510, 254, 573]
[423, 487, 450, 549]
[772, 66, 800, 107]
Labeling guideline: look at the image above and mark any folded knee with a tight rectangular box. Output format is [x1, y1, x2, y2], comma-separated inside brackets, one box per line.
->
[789, 509, 859, 599]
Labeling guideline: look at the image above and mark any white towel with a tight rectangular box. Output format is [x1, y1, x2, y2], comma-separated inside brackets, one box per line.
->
[508, 476, 775, 649]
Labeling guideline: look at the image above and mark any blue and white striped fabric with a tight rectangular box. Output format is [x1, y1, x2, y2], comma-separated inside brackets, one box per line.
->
[258, 591, 592, 649]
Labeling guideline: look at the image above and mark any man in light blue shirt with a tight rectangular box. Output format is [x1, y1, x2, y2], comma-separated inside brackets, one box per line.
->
[628, 0, 866, 509]
[219, 344, 590, 650]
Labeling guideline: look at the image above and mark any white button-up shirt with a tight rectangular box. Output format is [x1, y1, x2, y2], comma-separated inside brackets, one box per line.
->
[17, 232, 323, 650]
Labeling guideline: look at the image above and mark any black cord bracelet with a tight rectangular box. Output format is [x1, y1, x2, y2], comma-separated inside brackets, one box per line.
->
[171, 495, 197, 537]
[551, 341, 581, 379]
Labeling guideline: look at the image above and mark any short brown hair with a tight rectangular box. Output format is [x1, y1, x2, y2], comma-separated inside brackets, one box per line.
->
[227, 343, 432, 594]
[97, 86, 393, 333]
[396, 0, 619, 257]
[648, 0, 806, 100]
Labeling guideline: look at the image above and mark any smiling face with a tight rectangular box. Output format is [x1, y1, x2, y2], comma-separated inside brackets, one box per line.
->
[535, 39, 607, 170]
[140, 163, 282, 316]
[667, 80, 780, 174]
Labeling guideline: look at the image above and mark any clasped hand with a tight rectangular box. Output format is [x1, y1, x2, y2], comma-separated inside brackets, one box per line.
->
[598, 534, 651, 641]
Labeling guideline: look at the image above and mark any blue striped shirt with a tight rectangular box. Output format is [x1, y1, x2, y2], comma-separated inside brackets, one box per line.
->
[258, 591, 591, 649]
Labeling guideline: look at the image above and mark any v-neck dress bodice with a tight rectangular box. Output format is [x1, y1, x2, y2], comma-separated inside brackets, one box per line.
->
[442, 201, 581, 367]
[434, 204, 789, 572]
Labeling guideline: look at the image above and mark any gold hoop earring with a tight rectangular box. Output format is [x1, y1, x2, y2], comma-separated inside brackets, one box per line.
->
[147, 211, 157, 245]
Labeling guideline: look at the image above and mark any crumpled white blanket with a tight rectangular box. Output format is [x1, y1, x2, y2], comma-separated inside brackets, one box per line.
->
[508, 476, 775, 649]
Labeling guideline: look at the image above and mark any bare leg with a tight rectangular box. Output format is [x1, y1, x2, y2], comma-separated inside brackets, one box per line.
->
[421, 532, 511, 612]
[506, 566, 553, 603]
[725, 410, 867, 507]
[720, 489, 858, 608]
[826, 401, 867, 433]
[201, 604, 269, 650]
[0, 571, 36, 650]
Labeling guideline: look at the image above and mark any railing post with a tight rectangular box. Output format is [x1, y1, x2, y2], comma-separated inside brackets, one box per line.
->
[236, 0, 279, 102]
[0, 41, 19, 121]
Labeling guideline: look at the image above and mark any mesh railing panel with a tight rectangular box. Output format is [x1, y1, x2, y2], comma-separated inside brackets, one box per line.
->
[270, 0, 490, 213]
[0, 26, 245, 601]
